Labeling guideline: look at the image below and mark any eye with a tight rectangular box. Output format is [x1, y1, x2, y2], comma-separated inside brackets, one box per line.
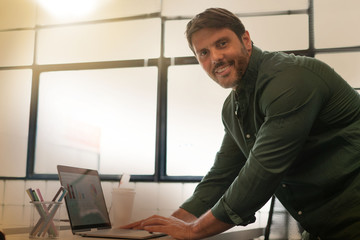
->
[218, 40, 227, 48]
[199, 49, 208, 57]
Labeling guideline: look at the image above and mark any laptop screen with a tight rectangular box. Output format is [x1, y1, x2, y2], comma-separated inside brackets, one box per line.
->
[57, 165, 111, 232]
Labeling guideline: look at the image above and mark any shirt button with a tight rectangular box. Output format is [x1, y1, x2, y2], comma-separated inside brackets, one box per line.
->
[245, 134, 251, 139]
[298, 211, 303, 215]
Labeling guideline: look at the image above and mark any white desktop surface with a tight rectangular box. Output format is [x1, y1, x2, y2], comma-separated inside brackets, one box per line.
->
[5, 230, 170, 240]
[4, 227, 264, 240]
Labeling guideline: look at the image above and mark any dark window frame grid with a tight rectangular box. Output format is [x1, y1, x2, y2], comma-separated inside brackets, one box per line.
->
[1, 0, 360, 182]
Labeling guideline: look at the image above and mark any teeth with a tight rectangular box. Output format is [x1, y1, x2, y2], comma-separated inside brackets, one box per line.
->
[216, 65, 229, 74]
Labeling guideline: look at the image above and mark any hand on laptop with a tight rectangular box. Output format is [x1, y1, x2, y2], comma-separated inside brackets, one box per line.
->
[121, 215, 194, 240]
[121, 209, 233, 240]
[120, 208, 196, 231]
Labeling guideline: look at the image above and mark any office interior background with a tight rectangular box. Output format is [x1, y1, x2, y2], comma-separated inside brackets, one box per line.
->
[0, 0, 359, 238]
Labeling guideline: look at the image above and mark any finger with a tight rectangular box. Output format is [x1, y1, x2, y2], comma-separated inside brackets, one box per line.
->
[120, 220, 144, 229]
[141, 216, 169, 227]
[122, 215, 164, 229]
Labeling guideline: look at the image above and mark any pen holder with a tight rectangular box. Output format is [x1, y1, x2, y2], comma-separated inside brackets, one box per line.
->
[29, 201, 62, 239]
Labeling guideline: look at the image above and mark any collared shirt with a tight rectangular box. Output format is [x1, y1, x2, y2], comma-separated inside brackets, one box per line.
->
[181, 46, 360, 239]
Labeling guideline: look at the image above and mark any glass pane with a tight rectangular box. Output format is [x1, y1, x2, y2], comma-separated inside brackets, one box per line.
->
[165, 15, 308, 57]
[37, 0, 161, 25]
[316, 52, 360, 88]
[167, 65, 231, 176]
[0, 0, 36, 30]
[162, 0, 308, 17]
[0, 69, 32, 177]
[314, 0, 360, 48]
[242, 15, 308, 51]
[164, 20, 192, 57]
[36, 18, 161, 64]
[0, 30, 35, 67]
[34, 67, 158, 175]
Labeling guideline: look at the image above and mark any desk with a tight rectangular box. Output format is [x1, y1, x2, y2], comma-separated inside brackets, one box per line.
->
[4, 228, 264, 240]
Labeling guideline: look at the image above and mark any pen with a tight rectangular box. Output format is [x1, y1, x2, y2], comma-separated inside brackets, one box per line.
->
[32, 189, 39, 201]
[26, 188, 35, 201]
[52, 186, 65, 202]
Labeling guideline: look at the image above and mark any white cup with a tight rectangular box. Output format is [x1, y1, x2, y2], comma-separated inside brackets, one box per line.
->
[109, 188, 136, 228]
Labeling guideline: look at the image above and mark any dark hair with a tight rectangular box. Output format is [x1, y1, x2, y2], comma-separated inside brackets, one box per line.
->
[185, 8, 246, 53]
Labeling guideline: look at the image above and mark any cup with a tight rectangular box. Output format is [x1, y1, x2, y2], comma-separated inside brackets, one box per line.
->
[109, 188, 136, 228]
[29, 201, 62, 239]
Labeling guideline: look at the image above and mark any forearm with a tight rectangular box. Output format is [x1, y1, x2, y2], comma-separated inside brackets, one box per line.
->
[172, 208, 197, 222]
[190, 210, 234, 239]
[140, 210, 234, 240]
[172, 208, 234, 239]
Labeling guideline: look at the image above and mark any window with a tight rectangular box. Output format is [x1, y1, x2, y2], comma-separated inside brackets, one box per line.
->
[0, 70, 32, 177]
[316, 52, 360, 89]
[36, 18, 161, 64]
[164, 15, 309, 57]
[0, 0, 36, 30]
[314, 0, 360, 90]
[167, 65, 230, 176]
[161, 0, 308, 17]
[314, 0, 360, 49]
[34, 67, 158, 175]
[0, 31, 35, 67]
[241, 15, 308, 52]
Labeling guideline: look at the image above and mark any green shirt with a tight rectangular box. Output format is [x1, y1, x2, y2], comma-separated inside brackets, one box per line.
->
[181, 46, 360, 239]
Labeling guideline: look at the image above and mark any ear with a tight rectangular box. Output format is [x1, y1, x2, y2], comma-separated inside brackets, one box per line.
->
[242, 31, 252, 54]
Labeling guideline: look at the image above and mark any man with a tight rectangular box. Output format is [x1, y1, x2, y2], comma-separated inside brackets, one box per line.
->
[124, 8, 360, 239]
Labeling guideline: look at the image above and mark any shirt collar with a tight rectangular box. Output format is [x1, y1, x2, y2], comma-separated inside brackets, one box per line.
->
[234, 45, 263, 94]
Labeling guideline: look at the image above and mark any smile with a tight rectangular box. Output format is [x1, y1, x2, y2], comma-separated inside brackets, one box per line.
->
[214, 63, 232, 77]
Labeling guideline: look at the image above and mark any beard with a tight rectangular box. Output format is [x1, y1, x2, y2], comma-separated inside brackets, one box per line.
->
[211, 54, 249, 89]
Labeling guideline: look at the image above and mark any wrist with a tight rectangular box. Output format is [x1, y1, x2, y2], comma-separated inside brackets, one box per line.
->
[187, 220, 202, 240]
[189, 210, 234, 239]
[172, 208, 197, 223]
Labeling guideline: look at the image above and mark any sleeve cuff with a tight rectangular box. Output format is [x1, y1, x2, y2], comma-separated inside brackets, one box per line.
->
[180, 195, 213, 218]
[211, 198, 256, 226]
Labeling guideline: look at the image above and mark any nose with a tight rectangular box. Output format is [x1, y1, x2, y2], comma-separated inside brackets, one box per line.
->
[210, 49, 223, 65]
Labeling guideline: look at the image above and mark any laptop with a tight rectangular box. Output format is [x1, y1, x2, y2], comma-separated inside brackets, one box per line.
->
[57, 165, 166, 239]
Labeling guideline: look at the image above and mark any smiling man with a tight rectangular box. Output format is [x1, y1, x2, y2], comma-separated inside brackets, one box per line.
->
[124, 8, 360, 240]
[191, 27, 251, 89]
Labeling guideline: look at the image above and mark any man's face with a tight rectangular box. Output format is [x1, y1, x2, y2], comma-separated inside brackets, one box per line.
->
[191, 28, 252, 89]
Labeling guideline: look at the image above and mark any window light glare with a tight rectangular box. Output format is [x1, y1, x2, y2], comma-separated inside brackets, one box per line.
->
[37, 0, 98, 18]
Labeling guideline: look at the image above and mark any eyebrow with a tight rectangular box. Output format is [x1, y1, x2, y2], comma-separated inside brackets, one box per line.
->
[215, 37, 230, 45]
[195, 36, 230, 56]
